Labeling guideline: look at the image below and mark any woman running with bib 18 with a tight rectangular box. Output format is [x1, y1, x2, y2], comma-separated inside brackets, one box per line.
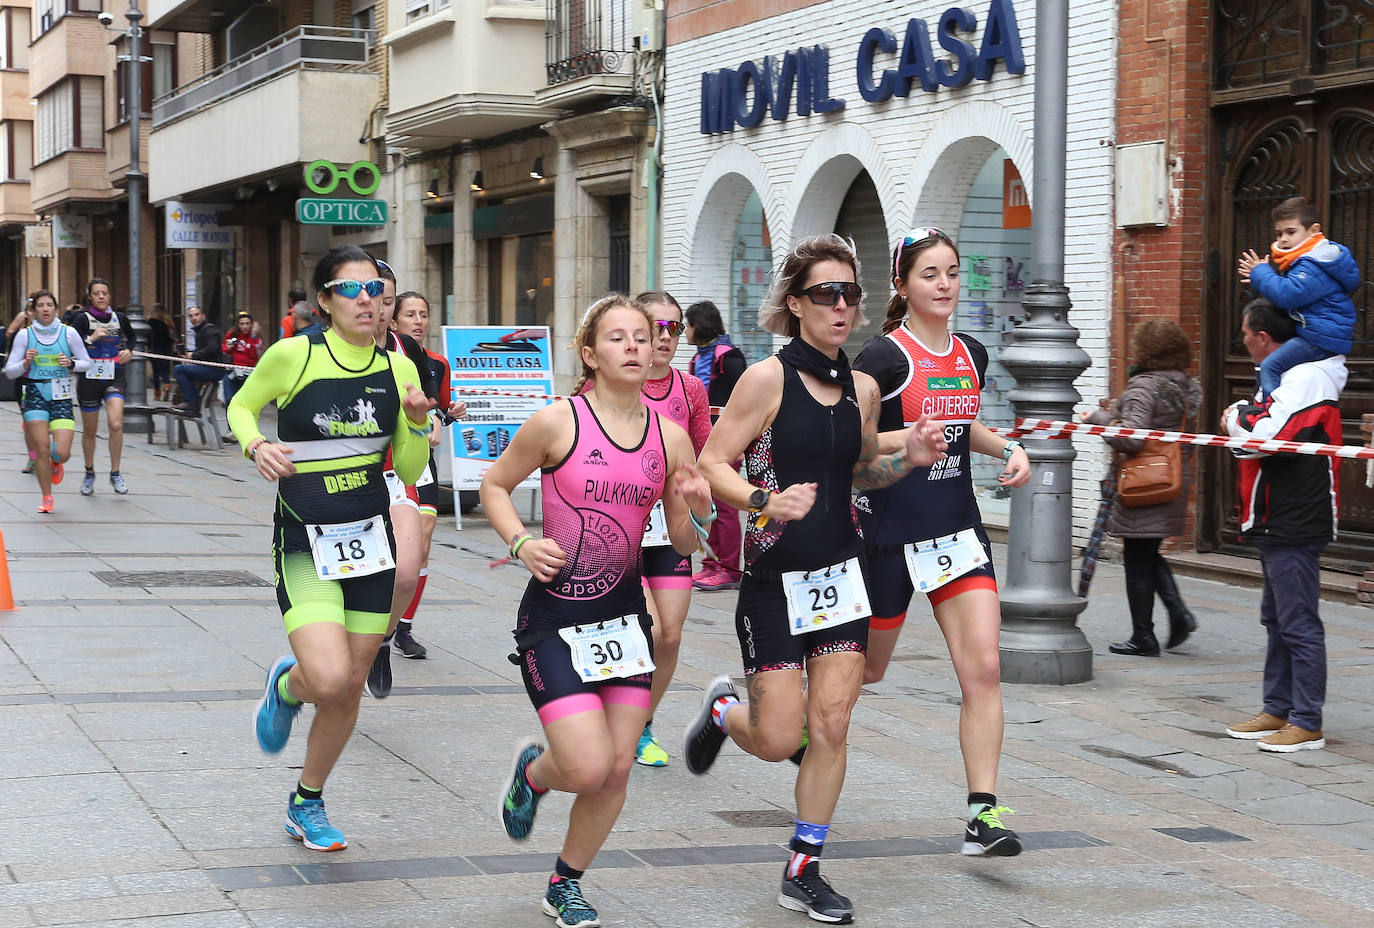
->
[852, 227, 1031, 857]
[482, 295, 713, 928]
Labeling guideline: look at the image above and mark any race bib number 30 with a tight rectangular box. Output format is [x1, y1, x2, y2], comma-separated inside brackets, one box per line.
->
[558, 616, 656, 681]
[307, 516, 392, 581]
[642, 500, 671, 548]
[88, 359, 116, 381]
[904, 528, 988, 593]
[781, 557, 870, 636]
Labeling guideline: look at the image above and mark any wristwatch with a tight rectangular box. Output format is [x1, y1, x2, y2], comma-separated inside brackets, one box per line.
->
[748, 488, 771, 511]
[1002, 440, 1023, 462]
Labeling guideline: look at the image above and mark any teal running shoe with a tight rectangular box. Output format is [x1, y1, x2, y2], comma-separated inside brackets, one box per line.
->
[253, 655, 300, 754]
[543, 878, 600, 928]
[284, 795, 347, 851]
[499, 739, 545, 840]
[635, 723, 668, 767]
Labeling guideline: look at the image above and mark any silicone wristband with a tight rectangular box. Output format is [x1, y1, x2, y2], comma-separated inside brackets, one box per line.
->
[510, 532, 532, 558]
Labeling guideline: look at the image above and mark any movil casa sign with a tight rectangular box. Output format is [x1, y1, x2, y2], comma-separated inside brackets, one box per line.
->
[295, 160, 388, 226]
[699, 0, 1024, 134]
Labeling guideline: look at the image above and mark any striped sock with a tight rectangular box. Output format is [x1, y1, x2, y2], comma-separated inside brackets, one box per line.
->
[786, 834, 824, 880]
[710, 694, 740, 733]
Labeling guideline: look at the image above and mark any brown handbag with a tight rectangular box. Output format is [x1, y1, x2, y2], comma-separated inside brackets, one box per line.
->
[1117, 439, 1182, 507]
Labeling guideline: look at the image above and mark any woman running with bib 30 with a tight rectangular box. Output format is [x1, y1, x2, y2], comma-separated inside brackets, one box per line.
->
[232, 246, 433, 852]
[683, 234, 946, 924]
[482, 294, 713, 928]
[4, 290, 92, 512]
[580, 290, 712, 768]
[852, 227, 1031, 857]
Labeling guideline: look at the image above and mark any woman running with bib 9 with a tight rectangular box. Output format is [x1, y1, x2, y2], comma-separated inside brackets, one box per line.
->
[4, 290, 92, 512]
[580, 290, 712, 768]
[852, 227, 1031, 857]
[684, 234, 946, 924]
[482, 295, 712, 928]
[232, 245, 433, 852]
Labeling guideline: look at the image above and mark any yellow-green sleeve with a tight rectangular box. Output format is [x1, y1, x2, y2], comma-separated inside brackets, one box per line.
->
[389, 352, 431, 484]
[227, 338, 309, 459]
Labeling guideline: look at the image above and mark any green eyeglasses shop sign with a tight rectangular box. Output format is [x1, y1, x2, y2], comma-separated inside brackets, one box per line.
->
[295, 160, 388, 226]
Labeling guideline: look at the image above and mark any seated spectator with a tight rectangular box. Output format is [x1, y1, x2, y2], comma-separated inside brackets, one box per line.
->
[173, 306, 226, 415]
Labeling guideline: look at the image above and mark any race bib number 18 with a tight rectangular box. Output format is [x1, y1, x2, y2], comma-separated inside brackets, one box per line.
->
[306, 516, 392, 581]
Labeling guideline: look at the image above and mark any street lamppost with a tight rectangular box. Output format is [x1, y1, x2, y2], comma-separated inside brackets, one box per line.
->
[109, 2, 151, 433]
[997, 0, 1093, 684]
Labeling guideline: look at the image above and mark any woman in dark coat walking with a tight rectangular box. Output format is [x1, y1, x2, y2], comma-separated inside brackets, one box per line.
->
[1085, 319, 1203, 656]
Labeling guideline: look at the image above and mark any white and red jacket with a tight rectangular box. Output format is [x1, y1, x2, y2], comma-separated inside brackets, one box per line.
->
[1223, 354, 1347, 548]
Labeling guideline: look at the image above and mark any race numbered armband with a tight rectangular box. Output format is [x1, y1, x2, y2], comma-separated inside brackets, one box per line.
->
[557, 616, 656, 681]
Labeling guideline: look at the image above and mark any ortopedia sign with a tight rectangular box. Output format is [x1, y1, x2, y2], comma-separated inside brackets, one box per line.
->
[295, 198, 389, 226]
[165, 201, 233, 250]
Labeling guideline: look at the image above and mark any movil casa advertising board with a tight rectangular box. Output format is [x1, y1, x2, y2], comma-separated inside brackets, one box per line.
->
[295, 160, 388, 226]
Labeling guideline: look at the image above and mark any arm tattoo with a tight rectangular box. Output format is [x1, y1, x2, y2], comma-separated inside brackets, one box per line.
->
[852, 383, 914, 490]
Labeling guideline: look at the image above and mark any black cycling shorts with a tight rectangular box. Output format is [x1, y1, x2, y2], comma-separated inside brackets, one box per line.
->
[734, 570, 869, 676]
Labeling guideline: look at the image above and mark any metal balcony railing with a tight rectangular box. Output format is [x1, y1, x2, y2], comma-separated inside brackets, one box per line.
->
[545, 0, 633, 86]
[152, 26, 374, 127]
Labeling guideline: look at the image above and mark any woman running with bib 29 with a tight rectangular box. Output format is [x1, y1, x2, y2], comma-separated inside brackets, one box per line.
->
[684, 234, 947, 924]
[852, 227, 1031, 857]
[482, 294, 713, 928]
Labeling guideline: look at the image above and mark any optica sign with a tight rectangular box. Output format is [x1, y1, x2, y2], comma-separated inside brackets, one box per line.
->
[295, 198, 389, 226]
[700, 0, 1024, 135]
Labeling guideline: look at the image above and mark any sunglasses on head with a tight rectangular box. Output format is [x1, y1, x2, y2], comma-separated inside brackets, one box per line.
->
[323, 278, 386, 299]
[654, 320, 687, 337]
[793, 281, 862, 306]
[893, 227, 953, 276]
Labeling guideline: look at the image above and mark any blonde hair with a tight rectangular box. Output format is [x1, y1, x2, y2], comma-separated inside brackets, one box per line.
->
[758, 234, 866, 338]
[570, 294, 655, 393]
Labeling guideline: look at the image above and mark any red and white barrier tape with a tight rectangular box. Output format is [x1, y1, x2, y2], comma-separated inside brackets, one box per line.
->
[996, 417, 1374, 462]
[132, 350, 253, 373]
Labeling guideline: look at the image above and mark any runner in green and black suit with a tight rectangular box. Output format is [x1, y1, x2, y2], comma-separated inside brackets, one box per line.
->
[230, 246, 434, 853]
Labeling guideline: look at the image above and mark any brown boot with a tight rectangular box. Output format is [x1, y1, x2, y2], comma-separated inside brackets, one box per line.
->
[1225, 711, 1286, 740]
[1258, 723, 1324, 753]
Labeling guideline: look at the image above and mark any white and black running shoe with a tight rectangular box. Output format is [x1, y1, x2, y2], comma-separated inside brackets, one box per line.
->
[778, 861, 854, 923]
[683, 674, 737, 775]
[961, 805, 1022, 856]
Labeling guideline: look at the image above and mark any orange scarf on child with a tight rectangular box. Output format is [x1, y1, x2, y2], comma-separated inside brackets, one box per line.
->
[1270, 233, 1326, 273]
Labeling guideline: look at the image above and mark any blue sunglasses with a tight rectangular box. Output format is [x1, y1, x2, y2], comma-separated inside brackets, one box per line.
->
[893, 227, 953, 277]
[323, 278, 386, 299]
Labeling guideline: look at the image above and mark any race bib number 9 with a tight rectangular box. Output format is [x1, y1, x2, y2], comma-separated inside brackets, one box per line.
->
[307, 516, 392, 581]
[88, 359, 116, 381]
[642, 499, 671, 548]
[904, 528, 988, 593]
[558, 616, 656, 681]
[781, 557, 870, 636]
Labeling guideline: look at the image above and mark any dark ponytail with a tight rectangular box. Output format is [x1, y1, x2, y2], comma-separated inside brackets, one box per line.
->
[884, 229, 960, 334]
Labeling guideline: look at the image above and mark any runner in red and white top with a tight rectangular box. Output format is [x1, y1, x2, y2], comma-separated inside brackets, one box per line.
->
[852, 228, 1031, 859]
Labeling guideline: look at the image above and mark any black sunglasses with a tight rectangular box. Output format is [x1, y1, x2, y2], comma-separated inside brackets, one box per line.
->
[793, 281, 862, 306]
[654, 320, 687, 336]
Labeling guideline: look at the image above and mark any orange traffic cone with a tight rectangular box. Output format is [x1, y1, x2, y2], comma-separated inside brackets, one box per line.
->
[0, 531, 13, 610]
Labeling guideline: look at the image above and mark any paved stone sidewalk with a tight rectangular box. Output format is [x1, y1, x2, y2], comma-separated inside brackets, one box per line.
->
[3, 407, 1374, 927]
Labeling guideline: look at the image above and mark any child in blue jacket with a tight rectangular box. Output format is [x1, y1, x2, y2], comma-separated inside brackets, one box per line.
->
[1238, 196, 1360, 399]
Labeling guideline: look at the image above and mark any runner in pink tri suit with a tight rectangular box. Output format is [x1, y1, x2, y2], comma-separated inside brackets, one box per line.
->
[481, 294, 713, 928]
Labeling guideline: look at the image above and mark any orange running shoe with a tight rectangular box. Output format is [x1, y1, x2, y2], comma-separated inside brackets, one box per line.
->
[51, 460, 64, 485]
[37, 495, 54, 513]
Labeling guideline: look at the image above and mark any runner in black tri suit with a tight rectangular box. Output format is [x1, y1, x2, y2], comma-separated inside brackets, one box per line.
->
[233, 246, 434, 852]
[853, 228, 1031, 858]
[684, 234, 946, 924]
[482, 294, 713, 928]
[391, 290, 467, 661]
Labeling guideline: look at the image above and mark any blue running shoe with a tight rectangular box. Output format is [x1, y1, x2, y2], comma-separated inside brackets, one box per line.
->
[499, 738, 545, 840]
[543, 878, 600, 928]
[284, 795, 347, 851]
[254, 655, 300, 754]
